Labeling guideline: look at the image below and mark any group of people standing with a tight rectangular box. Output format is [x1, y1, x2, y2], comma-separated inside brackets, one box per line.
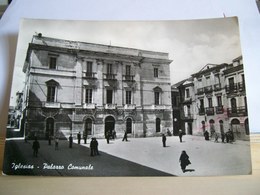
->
[204, 129, 234, 143]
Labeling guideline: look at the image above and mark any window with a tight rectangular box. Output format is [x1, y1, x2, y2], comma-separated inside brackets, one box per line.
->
[217, 96, 222, 106]
[126, 91, 132, 104]
[107, 89, 113, 104]
[185, 88, 190, 98]
[208, 98, 213, 107]
[49, 57, 57, 69]
[154, 91, 160, 105]
[154, 68, 158, 78]
[47, 86, 56, 102]
[156, 118, 161, 132]
[107, 63, 113, 74]
[86, 61, 93, 76]
[200, 99, 204, 109]
[228, 77, 235, 88]
[85, 89, 92, 103]
[126, 65, 131, 75]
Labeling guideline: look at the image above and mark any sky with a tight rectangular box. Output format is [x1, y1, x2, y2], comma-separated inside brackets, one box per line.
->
[10, 17, 241, 105]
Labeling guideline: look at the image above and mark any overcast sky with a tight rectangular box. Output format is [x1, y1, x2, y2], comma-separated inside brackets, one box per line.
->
[10, 17, 241, 105]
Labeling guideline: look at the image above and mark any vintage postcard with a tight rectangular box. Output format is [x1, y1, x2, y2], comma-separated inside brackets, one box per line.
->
[3, 18, 252, 176]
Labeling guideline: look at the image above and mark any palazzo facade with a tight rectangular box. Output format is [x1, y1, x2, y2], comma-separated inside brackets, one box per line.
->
[172, 56, 249, 140]
[22, 35, 173, 139]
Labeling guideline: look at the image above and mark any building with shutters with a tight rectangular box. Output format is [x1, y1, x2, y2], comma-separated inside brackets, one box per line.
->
[21, 34, 173, 139]
[172, 56, 249, 140]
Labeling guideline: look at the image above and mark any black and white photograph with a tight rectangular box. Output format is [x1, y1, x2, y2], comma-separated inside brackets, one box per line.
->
[2, 18, 252, 176]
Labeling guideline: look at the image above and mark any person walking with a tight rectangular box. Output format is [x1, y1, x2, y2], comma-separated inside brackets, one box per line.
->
[105, 131, 110, 144]
[32, 137, 40, 157]
[162, 134, 166, 147]
[179, 150, 191, 173]
[178, 129, 183, 143]
[55, 136, 59, 150]
[122, 130, 128, 141]
[93, 138, 99, 155]
[90, 138, 99, 156]
[204, 130, 209, 141]
[83, 132, 87, 144]
[77, 131, 81, 144]
[69, 134, 73, 148]
[48, 132, 52, 145]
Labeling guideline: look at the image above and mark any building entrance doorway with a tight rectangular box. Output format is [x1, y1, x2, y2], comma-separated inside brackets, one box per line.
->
[46, 118, 54, 138]
[105, 116, 115, 136]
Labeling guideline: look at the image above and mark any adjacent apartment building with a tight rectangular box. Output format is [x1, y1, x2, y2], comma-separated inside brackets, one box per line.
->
[21, 34, 173, 139]
[173, 56, 249, 140]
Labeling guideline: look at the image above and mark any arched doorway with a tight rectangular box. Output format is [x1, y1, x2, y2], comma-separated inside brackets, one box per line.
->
[46, 118, 54, 137]
[126, 118, 132, 134]
[231, 118, 241, 139]
[105, 116, 115, 136]
[156, 118, 161, 132]
[85, 118, 92, 136]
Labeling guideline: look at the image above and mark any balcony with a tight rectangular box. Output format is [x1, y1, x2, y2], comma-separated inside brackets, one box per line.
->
[104, 73, 117, 80]
[204, 86, 213, 93]
[43, 102, 60, 108]
[238, 82, 245, 92]
[214, 83, 222, 91]
[124, 104, 136, 110]
[183, 98, 192, 105]
[199, 108, 205, 115]
[123, 75, 135, 82]
[83, 103, 96, 109]
[197, 88, 204, 95]
[85, 72, 97, 79]
[181, 113, 193, 120]
[104, 104, 117, 109]
[225, 84, 238, 94]
[205, 107, 215, 115]
[215, 106, 224, 114]
[227, 106, 247, 117]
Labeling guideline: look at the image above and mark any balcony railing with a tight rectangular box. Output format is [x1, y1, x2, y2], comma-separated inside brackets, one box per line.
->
[205, 107, 215, 115]
[123, 75, 135, 82]
[104, 104, 117, 109]
[204, 86, 213, 93]
[124, 104, 136, 110]
[181, 113, 193, 120]
[43, 102, 60, 108]
[104, 73, 117, 80]
[199, 108, 205, 115]
[83, 103, 96, 109]
[225, 84, 238, 94]
[238, 82, 245, 92]
[197, 88, 204, 95]
[85, 72, 96, 79]
[215, 105, 224, 114]
[214, 83, 222, 91]
[227, 106, 247, 117]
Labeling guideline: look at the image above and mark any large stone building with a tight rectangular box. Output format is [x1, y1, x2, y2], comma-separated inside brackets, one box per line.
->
[21, 34, 173, 139]
[172, 56, 249, 140]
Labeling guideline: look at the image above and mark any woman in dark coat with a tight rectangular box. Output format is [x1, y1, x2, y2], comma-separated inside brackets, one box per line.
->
[179, 150, 191, 173]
